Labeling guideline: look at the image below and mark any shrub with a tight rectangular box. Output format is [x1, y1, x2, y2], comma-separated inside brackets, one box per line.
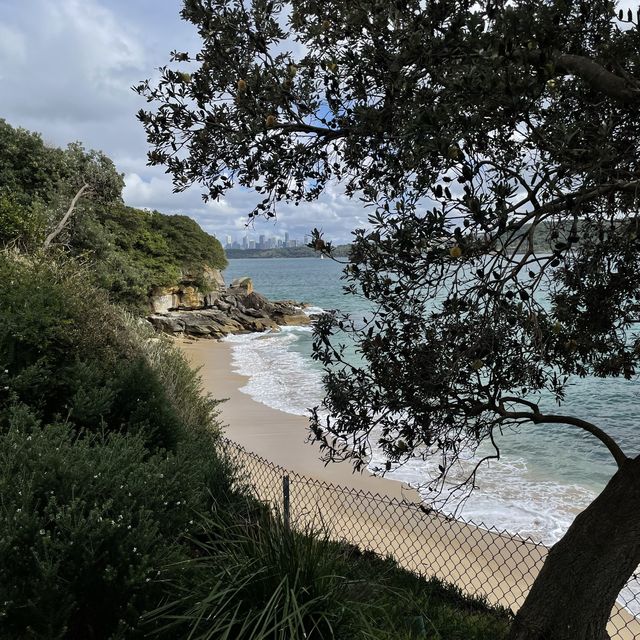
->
[0, 411, 234, 640]
[0, 254, 183, 450]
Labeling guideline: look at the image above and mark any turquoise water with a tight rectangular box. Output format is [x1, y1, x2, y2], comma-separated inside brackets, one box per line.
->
[223, 257, 639, 543]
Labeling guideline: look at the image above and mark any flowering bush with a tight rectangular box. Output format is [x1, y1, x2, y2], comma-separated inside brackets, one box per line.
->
[0, 409, 234, 639]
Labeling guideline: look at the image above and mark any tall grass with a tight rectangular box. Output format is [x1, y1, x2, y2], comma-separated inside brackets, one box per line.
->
[146, 507, 511, 640]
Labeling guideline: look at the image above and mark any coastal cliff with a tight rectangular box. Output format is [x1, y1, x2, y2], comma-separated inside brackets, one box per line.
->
[147, 275, 311, 338]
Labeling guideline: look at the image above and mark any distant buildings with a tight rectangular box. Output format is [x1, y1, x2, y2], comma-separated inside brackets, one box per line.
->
[224, 233, 304, 251]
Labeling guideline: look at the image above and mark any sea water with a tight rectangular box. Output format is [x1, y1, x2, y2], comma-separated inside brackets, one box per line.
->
[223, 258, 639, 544]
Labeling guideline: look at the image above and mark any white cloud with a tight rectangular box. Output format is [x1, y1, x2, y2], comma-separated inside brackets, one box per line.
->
[11, 0, 632, 245]
[0, 24, 27, 68]
[0, 0, 144, 124]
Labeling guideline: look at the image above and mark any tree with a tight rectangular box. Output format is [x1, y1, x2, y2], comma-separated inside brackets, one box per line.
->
[42, 142, 124, 249]
[0, 120, 124, 250]
[136, 1, 640, 638]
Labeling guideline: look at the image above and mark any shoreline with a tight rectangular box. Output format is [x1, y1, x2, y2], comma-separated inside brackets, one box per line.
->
[179, 336, 639, 637]
[179, 337, 419, 501]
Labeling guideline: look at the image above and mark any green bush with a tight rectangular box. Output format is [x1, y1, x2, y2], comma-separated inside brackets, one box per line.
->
[0, 251, 239, 639]
[0, 192, 51, 250]
[0, 254, 181, 450]
[0, 411, 233, 640]
[70, 205, 227, 309]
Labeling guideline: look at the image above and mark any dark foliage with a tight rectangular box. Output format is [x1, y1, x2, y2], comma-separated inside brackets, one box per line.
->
[0, 256, 182, 451]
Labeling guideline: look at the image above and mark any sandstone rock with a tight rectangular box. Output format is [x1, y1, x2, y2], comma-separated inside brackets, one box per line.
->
[179, 286, 203, 310]
[214, 299, 232, 312]
[236, 291, 271, 310]
[148, 314, 186, 333]
[148, 282, 315, 338]
[230, 276, 254, 294]
[243, 308, 270, 319]
[202, 266, 225, 290]
[150, 287, 181, 313]
[204, 290, 222, 307]
[276, 313, 311, 326]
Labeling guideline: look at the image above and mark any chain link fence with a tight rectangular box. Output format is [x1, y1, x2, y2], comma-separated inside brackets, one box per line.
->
[220, 437, 640, 639]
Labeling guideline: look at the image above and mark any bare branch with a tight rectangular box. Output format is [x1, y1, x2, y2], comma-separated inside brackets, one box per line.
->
[43, 183, 92, 250]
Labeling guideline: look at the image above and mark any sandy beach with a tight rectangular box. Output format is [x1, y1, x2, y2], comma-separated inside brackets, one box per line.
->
[180, 337, 639, 639]
[180, 337, 419, 500]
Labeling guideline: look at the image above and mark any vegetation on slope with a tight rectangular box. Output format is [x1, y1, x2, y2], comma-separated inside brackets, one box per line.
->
[0, 119, 226, 310]
[0, 251, 510, 639]
[0, 253, 236, 638]
[0, 121, 510, 638]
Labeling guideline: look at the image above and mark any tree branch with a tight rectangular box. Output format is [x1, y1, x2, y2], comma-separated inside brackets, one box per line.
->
[44, 183, 92, 250]
[496, 397, 629, 468]
[555, 54, 640, 103]
[275, 123, 349, 140]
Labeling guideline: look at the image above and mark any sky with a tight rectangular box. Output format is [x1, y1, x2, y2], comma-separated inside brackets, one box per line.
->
[0, 0, 369, 245]
[0, 1, 636, 245]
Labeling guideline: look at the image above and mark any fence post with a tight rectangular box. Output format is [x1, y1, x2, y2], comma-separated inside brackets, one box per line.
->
[282, 474, 290, 529]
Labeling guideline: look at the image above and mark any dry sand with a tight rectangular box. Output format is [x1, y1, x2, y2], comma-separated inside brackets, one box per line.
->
[180, 338, 418, 500]
[180, 337, 639, 639]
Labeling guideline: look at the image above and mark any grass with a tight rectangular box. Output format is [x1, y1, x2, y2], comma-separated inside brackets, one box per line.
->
[146, 506, 511, 640]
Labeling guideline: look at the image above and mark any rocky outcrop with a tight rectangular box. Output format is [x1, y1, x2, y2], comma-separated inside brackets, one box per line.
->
[149, 266, 226, 313]
[147, 277, 311, 339]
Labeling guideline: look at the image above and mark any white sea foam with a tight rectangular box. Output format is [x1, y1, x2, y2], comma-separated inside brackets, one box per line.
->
[224, 328, 592, 543]
[303, 305, 326, 316]
[225, 327, 320, 417]
[223, 328, 640, 616]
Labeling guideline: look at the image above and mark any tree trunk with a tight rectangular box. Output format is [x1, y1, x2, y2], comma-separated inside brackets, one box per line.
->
[509, 454, 640, 640]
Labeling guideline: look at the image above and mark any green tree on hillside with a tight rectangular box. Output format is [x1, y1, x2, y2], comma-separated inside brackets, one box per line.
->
[42, 142, 124, 249]
[0, 120, 227, 308]
[138, 1, 640, 638]
[0, 120, 123, 250]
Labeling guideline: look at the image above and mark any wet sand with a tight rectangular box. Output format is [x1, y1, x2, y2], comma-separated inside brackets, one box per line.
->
[180, 338, 419, 500]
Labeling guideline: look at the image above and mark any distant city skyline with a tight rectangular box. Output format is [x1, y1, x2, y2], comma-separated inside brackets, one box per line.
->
[224, 231, 307, 251]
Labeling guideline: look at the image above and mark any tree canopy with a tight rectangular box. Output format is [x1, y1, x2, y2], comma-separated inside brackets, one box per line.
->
[138, 0, 639, 469]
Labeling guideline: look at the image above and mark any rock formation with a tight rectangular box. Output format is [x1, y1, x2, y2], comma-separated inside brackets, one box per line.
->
[147, 274, 311, 339]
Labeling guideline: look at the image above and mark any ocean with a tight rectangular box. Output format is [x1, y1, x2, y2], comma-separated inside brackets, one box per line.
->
[223, 257, 638, 546]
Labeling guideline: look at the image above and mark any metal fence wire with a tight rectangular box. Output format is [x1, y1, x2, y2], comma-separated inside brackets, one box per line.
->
[219, 437, 640, 639]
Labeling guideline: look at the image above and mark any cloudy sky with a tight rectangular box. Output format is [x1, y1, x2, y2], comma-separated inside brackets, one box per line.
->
[0, 0, 369, 245]
[1, 1, 636, 245]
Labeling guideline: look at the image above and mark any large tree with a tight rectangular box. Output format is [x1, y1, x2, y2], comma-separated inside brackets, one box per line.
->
[137, 1, 640, 638]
